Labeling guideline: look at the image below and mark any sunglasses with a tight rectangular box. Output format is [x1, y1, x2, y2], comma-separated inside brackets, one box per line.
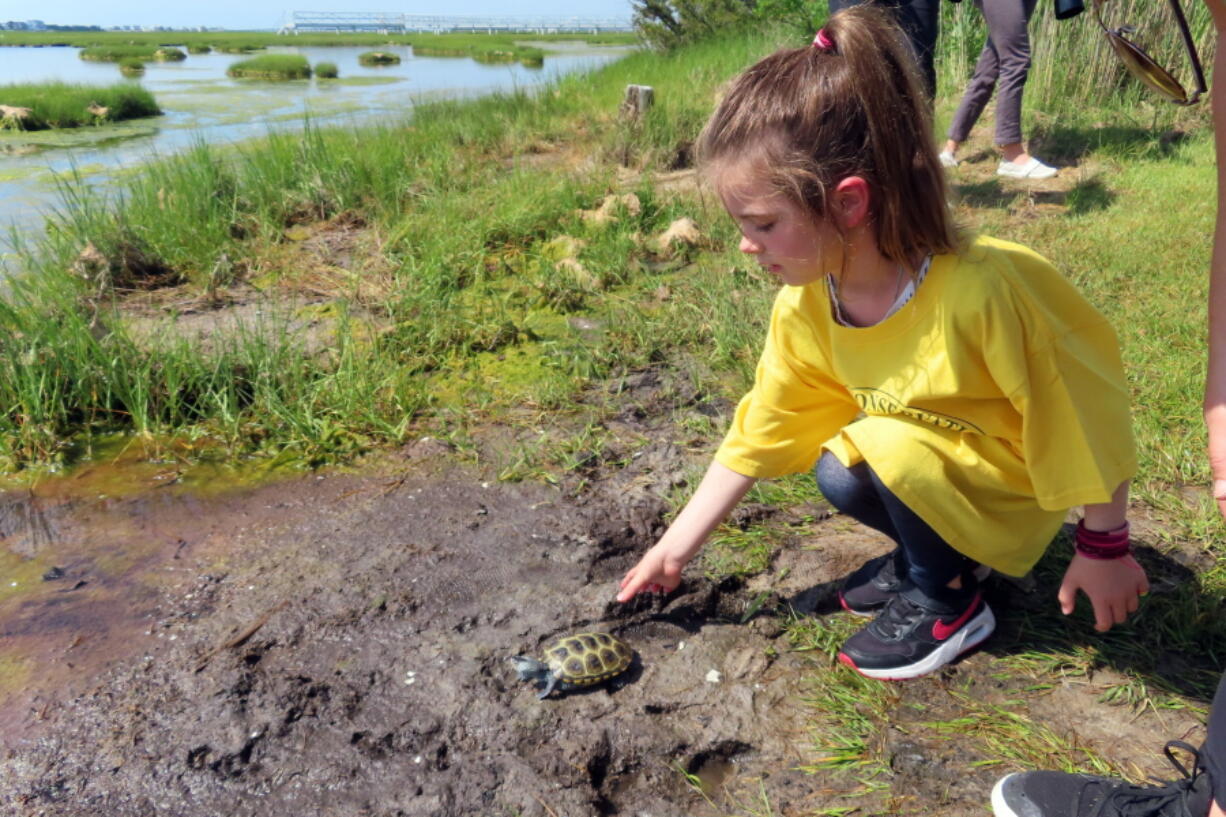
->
[1092, 0, 1207, 105]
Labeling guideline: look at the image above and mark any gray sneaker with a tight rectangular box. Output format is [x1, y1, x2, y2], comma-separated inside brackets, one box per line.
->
[991, 741, 1211, 817]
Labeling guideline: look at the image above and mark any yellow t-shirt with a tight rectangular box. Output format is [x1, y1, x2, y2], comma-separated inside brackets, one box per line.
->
[714, 235, 1136, 576]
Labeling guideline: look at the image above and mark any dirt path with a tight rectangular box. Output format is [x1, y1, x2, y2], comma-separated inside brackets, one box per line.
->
[0, 424, 1209, 816]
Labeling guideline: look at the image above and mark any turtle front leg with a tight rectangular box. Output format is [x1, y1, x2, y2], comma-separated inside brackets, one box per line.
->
[537, 672, 559, 699]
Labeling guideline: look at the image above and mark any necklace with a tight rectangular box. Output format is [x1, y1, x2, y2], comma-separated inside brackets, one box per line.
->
[828, 262, 914, 328]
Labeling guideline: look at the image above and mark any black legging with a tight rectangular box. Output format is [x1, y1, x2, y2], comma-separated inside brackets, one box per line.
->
[827, 0, 940, 98]
[815, 451, 973, 596]
[1209, 671, 1226, 810]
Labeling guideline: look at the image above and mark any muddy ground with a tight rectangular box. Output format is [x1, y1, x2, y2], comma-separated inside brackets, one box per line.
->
[0, 376, 1212, 817]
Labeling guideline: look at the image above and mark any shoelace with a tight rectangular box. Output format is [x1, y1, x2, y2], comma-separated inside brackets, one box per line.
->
[868, 592, 928, 640]
[1077, 741, 1205, 817]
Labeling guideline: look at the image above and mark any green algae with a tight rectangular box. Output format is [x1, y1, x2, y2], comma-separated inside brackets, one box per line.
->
[0, 122, 158, 152]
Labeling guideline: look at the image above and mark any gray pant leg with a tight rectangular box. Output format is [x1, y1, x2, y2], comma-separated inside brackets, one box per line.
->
[947, 0, 1038, 146]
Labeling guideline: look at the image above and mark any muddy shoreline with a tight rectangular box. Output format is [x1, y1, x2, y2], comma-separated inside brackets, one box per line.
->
[1, 416, 1212, 816]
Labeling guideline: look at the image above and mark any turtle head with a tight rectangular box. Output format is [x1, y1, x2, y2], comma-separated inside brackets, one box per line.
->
[509, 655, 549, 683]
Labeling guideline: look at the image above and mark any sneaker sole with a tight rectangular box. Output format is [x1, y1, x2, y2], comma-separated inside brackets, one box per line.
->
[839, 564, 993, 619]
[989, 774, 1022, 817]
[836, 604, 996, 681]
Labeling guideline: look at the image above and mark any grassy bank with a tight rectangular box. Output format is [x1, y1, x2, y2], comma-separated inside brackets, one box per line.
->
[0, 82, 160, 129]
[227, 54, 312, 79]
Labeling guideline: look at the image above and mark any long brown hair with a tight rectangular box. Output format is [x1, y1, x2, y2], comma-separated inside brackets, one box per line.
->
[697, 6, 958, 265]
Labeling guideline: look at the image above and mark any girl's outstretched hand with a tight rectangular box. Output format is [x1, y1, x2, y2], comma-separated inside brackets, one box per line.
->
[617, 543, 688, 602]
[1057, 552, 1149, 632]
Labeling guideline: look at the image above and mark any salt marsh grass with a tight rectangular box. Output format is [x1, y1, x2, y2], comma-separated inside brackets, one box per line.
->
[0, 82, 160, 129]
[227, 54, 312, 80]
[357, 51, 400, 66]
[79, 45, 159, 62]
[315, 61, 339, 79]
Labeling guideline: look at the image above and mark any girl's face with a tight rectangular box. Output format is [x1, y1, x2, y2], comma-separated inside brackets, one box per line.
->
[717, 165, 840, 288]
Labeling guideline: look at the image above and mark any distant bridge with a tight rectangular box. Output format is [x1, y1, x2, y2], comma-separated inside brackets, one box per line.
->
[278, 11, 633, 35]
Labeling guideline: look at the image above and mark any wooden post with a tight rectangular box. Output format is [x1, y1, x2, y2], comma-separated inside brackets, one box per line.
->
[620, 84, 655, 121]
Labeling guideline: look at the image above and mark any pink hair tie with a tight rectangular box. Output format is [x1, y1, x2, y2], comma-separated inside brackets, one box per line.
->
[813, 28, 835, 51]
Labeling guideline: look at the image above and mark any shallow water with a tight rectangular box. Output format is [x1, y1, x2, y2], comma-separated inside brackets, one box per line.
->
[0, 41, 629, 255]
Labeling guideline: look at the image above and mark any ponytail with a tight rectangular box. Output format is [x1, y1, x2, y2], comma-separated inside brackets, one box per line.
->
[697, 6, 958, 264]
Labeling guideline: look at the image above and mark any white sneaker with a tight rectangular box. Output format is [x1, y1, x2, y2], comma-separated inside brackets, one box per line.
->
[997, 157, 1058, 179]
[938, 150, 959, 168]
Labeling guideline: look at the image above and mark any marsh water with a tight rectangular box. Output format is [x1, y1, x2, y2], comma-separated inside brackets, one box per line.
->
[0, 41, 629, 251]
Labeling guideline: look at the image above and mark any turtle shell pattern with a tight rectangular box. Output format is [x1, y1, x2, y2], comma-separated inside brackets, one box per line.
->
[545, 632, 633, 687]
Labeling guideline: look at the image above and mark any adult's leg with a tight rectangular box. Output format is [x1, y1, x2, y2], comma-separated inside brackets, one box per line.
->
[1207, 670, 1226, 812]
[946, 17, 1002, 149]
[980, 0, 1038, 152]
[882, 0, 939, 97]
[827, 0, 938, 98]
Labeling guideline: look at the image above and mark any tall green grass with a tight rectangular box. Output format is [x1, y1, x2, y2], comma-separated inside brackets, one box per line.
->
[0, 82, 161, 129]
[0, 18, 1220, 482]
[315, 61, 339, 79]
[227, 54, 312, 80]
[936, 0, 1217, 117]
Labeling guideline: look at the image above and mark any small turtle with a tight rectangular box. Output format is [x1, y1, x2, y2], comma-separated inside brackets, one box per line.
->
[510, 632, 634, 699]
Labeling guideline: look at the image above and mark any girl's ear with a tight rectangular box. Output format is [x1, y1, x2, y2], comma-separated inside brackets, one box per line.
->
[833, 176, 871, 230]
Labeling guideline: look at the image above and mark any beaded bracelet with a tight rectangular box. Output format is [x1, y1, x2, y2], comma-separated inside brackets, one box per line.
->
[1074, 519, 1131, 560]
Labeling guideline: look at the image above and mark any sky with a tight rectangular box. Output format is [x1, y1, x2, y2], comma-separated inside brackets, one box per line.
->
[5, 1, 636, 30]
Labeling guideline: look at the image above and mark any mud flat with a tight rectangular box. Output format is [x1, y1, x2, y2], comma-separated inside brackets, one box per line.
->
[0, 432, 826, 816]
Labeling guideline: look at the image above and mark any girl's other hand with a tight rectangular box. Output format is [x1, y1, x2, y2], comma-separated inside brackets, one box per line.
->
[1057, 552, 1149, 632]
[617, 544, 687, 602]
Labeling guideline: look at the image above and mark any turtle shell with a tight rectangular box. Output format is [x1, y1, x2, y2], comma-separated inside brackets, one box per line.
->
[544, 632, 633, 687]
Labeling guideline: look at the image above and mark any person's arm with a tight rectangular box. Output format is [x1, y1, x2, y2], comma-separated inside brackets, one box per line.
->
[1057, 480, 1149, 631]
[616, 460, 756, 602]
[1205, 0, 1226, 520]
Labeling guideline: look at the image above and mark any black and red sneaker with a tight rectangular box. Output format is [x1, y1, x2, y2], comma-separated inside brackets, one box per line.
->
[839, 550, 992, 618]
[837, 582, 995, 680]
[839, 549, 906, 617]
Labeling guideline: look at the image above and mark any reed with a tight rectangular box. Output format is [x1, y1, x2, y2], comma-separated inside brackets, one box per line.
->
[227, 54, 312, 80]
